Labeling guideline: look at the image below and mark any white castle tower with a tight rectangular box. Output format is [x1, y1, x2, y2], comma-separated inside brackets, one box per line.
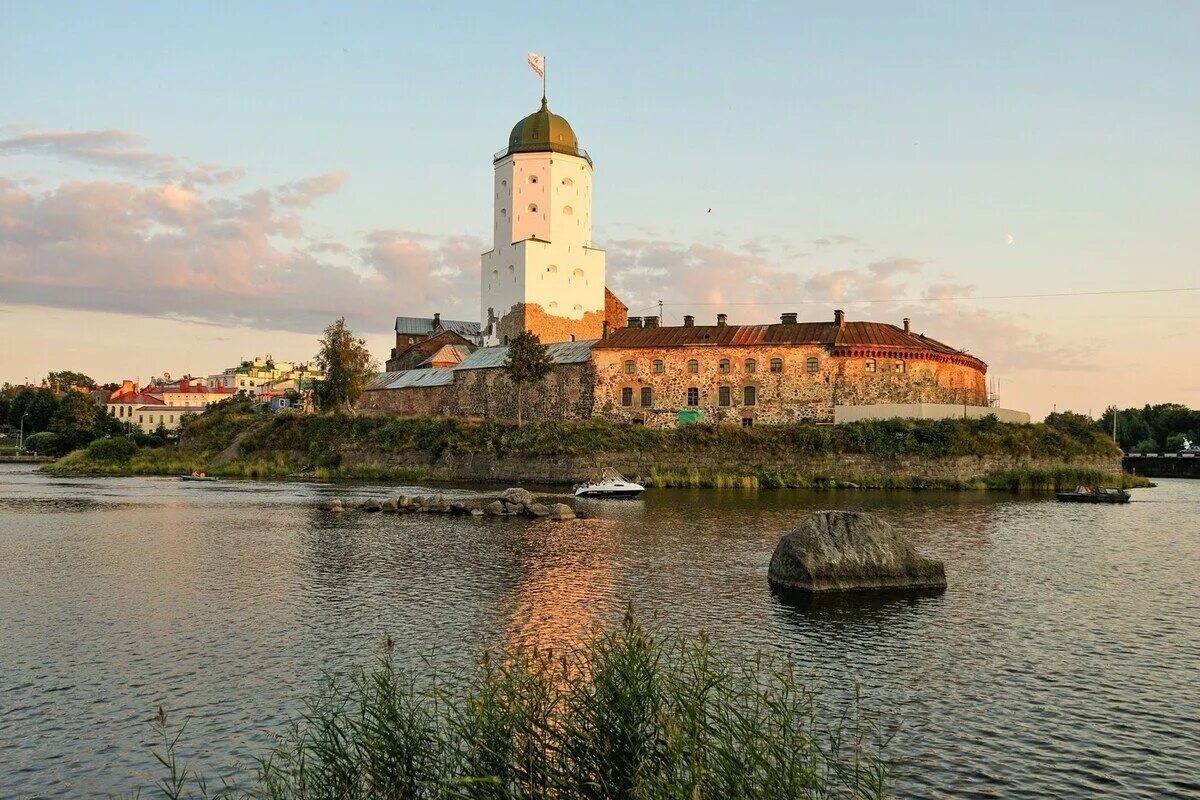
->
[481, 96, 609, 345]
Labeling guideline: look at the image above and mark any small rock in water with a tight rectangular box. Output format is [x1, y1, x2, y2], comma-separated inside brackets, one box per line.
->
[486, 500, 505, 516]
[381, 499, 398, 512]
[499, 487, 535, 507]
[767, 510, 946, 593]
[528, 502, 550, 517]
[397, 495, 412, 509]
[470, 507, 485, 516]
[320, 499, 343, 511]
[361, 498, 384, 512]
[548, 503, 576, 521]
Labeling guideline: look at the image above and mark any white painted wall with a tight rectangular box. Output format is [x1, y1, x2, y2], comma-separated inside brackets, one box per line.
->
[481, 151, 605, 344]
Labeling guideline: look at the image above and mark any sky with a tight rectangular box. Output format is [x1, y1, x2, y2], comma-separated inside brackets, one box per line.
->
[1, 1, 1197, 417]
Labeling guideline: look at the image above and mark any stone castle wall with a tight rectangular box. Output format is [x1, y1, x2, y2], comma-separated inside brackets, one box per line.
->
[591, 344, 986, 427]
[446, 363, 595, 422]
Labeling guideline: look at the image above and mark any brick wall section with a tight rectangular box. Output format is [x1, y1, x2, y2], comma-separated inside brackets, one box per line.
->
[604, 287, 628, 330]
[445, 362, 596, 422]
[496, 302, 605, 345]
[591, 345, 986, 427]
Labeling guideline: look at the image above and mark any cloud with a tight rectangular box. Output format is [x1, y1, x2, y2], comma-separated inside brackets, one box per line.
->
[812, 234, 857, 247]
[0, 168, 479, 335]
[0, 127, 243, 185]
[277, 171, 347, 208]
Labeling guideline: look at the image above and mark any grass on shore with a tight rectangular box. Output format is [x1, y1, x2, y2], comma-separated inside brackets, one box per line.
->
[646, 466, 1151, 492]
[146, 611, 886, 800]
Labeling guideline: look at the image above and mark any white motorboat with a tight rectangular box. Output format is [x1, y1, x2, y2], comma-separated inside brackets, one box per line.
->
[573, 468, 645, 499]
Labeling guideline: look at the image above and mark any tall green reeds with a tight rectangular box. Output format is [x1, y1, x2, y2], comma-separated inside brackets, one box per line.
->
[147, 612, 886, 799]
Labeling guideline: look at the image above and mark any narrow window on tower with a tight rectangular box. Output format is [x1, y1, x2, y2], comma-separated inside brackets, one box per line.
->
[528, 203, 538, 213]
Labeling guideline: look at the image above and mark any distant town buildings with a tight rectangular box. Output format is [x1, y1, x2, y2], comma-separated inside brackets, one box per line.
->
[205, 356, 322, 399]
[106, 378, 234, 433]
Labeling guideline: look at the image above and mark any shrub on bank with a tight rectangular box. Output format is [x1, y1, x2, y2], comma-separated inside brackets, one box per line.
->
[87, 436, 138, 463]
[149, 612, 886, 799]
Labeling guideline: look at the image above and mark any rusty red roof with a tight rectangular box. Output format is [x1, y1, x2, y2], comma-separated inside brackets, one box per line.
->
[595, 320, 984, 367]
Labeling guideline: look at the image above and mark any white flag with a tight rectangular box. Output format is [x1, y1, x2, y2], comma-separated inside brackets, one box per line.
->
[527, 52, 545, 78]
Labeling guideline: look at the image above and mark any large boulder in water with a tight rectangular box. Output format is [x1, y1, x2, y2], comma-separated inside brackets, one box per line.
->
[768, 510, 946, 593]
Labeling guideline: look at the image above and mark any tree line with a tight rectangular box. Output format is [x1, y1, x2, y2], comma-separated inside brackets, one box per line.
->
[1096, 404, 1200, 453]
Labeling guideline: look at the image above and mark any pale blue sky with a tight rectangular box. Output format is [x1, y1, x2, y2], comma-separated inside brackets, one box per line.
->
[2, 2, 1197, 413]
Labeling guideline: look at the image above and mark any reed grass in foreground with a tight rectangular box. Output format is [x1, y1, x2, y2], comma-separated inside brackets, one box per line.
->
[147, 612, 887, 799]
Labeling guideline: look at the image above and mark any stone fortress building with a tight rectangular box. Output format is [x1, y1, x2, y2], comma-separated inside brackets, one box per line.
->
[359, 91, 999, 426]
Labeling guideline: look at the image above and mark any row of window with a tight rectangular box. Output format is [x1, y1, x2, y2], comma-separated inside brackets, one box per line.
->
[620, 386, 759, 408]
[499, 204, 576, 216]
[623, 358, 906, 375]
[501, 176, 576, 187]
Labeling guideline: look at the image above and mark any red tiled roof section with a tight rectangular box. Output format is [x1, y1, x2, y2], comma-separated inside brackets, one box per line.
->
[596, 321, 985, 368]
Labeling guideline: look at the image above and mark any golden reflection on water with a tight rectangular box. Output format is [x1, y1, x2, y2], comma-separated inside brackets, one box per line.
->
[502, 517, 618, 654]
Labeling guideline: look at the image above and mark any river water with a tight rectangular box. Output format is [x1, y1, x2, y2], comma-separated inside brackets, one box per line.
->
[0, 463, 1197, 798]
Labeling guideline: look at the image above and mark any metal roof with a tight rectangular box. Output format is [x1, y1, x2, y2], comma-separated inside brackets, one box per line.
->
[596, 321, 970, 356]
[364, 368, 456, 391]
[453, 339, 598, 371]
[394, 316, 481, 336]
[418, 344, 473, 368]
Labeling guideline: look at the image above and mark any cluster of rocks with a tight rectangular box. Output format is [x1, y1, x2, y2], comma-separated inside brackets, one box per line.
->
[319, 487, 577, 521]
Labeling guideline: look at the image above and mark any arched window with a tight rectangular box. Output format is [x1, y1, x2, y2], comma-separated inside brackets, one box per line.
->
[548, 301, 558, 309]
[687, 359, 699, 374]
[491, 269, 499, 278]
[562, 177, 573, 186]
[865, 358, 876, 373]
[528, 203, 538, 213]
[895, 360, 906, 373]
[573, 304, 582, 312]
[528, 175, 538, 184]
[507, 264, 515, 273]
[806, 357, 819, 373]
[652, 359, 664, 373]
[572, 268, 585, 278]
[745, 358, 756, 373]
[743, 386, 757, 406]
[501, 180, 507, 188]
[624, 360, 636, 374]
[500, 208, 507, 216]
[563, 205, 574, 215]
[719, 359, 730, 374]
[770, 358, 783, 373]
[546, 264, 558, 273]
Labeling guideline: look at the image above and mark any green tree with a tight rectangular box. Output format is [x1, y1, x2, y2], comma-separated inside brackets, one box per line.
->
[1131, 438, 1160, 454]
[9, 388, 58, 434]
[23, 431, 58, 455]
[503, 330, 553, 426]
[46, 371, 97, 390]
[314, 317, 378, 413]
[1165, 433, 1188, 452]
[50, 390, 101, 454]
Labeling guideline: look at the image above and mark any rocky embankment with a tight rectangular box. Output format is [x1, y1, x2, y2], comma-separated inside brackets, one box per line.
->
[320, 486, 578, 521]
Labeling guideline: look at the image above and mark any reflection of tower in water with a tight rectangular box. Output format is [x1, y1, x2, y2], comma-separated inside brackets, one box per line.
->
[502, 517, 620, 653]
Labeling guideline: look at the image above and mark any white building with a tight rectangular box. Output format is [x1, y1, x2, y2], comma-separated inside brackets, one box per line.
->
[480, 96, 609, 346]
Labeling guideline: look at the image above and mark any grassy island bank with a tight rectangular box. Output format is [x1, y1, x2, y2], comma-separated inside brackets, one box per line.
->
[46, 401, 1143, 491]
[148, 612, 886, 799]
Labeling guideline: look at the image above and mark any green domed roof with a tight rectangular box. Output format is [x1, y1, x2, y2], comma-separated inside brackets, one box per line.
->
[498, 98, 590, 163]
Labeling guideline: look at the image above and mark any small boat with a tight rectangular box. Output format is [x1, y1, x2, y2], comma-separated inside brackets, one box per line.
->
[573, 468, 644, 499]
[179, 474, 219, 482]
[1055, 486, 1130, 504]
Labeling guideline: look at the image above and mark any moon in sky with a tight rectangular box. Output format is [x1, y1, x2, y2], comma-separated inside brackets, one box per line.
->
[1005, 232, 1014, 245]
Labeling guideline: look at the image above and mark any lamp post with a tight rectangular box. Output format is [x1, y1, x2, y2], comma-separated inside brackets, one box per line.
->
[18, 413, 30, 453]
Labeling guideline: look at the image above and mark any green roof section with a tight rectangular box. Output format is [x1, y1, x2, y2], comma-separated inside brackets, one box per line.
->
[498, 98, 590, 163]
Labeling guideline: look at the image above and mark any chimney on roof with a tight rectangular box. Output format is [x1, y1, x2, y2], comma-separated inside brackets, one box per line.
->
[628, 316, 643, 328]
[903, 317, 911, 334]
[780, 312, 798, 325]
[717, 313, 728, 327]
[181, 378, 189, 391]
[644, 315, 659, 328]
[602, 320, 610, 339]
[683, 314, 694, 327]
[834, 309, 845, 328]
[433, 312, 441, 329]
